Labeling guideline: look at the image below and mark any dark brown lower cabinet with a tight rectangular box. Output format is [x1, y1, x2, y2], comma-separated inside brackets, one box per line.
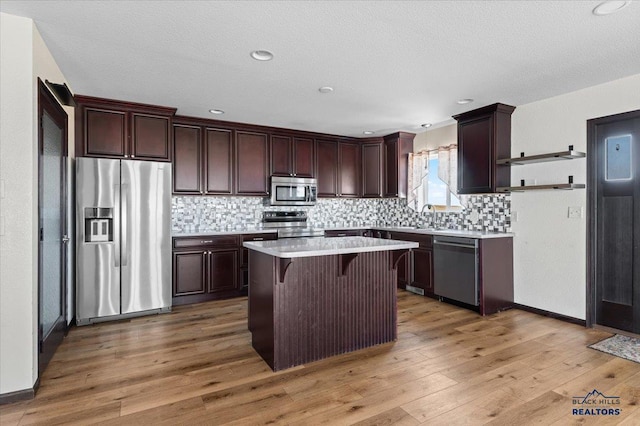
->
[389, 232, 433, 295]
[172, 235, 240, 305]
[411, 247, 434, 294]
[240, 233, 278, 294]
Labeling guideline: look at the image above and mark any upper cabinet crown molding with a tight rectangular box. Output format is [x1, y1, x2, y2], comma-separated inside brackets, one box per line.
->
[453, 102, 515, 194]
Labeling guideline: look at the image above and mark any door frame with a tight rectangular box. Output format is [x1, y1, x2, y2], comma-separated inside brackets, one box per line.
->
[586, 109, 640, 328]
[37, 78, 69, 376]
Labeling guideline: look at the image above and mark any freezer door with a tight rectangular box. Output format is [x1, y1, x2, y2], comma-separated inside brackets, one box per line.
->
[120, 160, 172, 313]
[76, 158, 121, 321]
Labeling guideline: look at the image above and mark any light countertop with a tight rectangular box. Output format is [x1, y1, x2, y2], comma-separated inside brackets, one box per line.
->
[172, 229, 278, 237]
[173, 227, 513, 239]
[243, 236, 418, 258]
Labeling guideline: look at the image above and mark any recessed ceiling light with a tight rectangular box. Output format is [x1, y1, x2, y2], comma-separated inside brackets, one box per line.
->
[456, 99, 474, 105]
[363, 131, 374, 135]
[421, 123, 432, 128]
[593, 1, 631, 15]
[318, 86, 334, 94]
[209, 109, 225, 115]
[250, 50, 274, 61]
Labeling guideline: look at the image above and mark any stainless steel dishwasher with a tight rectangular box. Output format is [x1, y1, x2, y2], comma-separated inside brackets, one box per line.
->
[433, 236, 479, 306]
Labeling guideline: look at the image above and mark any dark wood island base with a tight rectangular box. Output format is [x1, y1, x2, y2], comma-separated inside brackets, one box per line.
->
[248, 249, 409, 371]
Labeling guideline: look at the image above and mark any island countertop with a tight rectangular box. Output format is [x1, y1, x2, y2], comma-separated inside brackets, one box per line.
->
[243, 236, 418, 258]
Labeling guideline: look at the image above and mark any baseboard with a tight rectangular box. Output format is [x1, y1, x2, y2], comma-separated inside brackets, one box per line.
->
[514, 303, 586, 326]
[0, 377, 39, 405]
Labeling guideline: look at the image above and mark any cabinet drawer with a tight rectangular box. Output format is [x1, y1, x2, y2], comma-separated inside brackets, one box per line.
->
[389, 232, 433, 248]
[241, 233, 278, 243]
[324, 229, 363, 237]
[173, 235, 239, 249]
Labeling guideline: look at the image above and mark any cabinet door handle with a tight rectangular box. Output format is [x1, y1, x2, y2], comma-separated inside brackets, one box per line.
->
[253, 237, 264, 241]
[201, 240, 213, 244]
[337, 233, 347, 237]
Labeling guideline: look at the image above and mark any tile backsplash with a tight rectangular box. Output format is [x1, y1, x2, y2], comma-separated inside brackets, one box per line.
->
[172, 194, 510, 233]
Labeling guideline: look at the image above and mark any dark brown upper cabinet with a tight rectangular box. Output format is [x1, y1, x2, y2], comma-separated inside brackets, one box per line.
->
[383, 132, 415, 198]
[173, 122, 234, 195]
[75, 95, 176, 162]
[361, 139, 384, 197]
[453, 103, 515, 194]
[270, 135, 315, 178]
[316, 139, 338, 197]
[236, 131, 269, 195]
[205, 128, 234, 194]
[173, 124, 202, 194]
[338, 142, 361, 197]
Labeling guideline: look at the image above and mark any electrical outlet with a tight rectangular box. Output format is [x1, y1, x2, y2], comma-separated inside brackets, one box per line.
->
[512, 211, 518, 222]
[568, 206, 583, 219]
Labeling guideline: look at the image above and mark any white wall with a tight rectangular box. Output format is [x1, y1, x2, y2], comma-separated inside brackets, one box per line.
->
[0, 12, 75, 396]
[511, 74, 640, 319]
[0, 12, 37, 396]
[414, 124, 456, 152]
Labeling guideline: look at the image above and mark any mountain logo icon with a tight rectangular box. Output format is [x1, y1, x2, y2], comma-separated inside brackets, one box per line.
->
[573, 389, 620, 404]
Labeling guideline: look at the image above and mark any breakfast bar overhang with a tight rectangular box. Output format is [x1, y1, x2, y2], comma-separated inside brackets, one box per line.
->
[243, 236, 419, 371]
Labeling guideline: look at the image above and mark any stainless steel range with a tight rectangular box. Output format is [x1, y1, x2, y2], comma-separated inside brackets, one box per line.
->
[262, 211, 324, 238]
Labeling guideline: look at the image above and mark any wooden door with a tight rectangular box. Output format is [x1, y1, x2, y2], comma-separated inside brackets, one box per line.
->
[457, 115, 493, 194]
[236, 131, 269, 195]
[338, 142, 361, 197]
[412, 248, 434, 294]
[293, 137, 315, 177]
[316, 139, 338, 197]
[270, 135, 293, 176]
[362, 142, 383, 197]
[173, 124, 202, 194]
[130, 113, 171, 161]
[205, 128, 233, 194]
[173, 251, 207, 296]
[208, 250, 239, 293]
[588, 110, 640, 333]
[83, 107, 127, 157]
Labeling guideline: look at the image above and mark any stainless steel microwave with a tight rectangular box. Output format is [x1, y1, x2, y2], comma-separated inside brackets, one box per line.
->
[270, 176, 317, 206]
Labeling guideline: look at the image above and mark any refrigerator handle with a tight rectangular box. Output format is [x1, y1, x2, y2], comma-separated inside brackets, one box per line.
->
[121, 183, 128, 267]
[114, 184, 121, 267]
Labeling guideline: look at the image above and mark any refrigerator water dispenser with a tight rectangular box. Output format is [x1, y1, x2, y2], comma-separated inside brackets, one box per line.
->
[84, 207, 113, 243]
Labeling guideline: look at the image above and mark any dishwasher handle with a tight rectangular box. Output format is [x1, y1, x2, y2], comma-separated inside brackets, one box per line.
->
[433, 236, 478, 249]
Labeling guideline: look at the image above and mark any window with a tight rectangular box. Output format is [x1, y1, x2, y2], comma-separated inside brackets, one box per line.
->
[423, 154, 461, 209]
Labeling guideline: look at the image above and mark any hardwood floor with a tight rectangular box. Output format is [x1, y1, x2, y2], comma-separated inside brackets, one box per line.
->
[2, 291, 639, 425]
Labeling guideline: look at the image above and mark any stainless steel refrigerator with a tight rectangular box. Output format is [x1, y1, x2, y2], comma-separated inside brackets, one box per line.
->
[76, 158, 171, 325]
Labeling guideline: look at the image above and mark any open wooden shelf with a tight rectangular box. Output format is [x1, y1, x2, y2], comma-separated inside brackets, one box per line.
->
[497, 150, 585, 165]
[497, 183, 586, 193]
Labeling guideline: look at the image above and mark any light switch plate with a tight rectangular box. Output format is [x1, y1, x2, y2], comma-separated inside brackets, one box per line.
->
[511, 211, 518, 222]
[568, 206, 583, 219]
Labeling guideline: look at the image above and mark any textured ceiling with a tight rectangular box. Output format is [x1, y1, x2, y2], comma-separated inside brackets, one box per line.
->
[2, 1, 640, 137]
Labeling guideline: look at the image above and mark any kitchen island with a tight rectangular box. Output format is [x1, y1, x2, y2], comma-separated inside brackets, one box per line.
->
[243, 236, 418, 371]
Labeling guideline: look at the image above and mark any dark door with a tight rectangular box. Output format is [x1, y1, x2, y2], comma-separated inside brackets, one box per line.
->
[173, 250, 207, 296]
[338, 142, 361, 197]
[236, 131, 269, 195]
[316, 139, 338, 197]
[206, 128, 234, 194]
[588, 110, 640, 333]
[173, 124, 202, 194]
[37, 80, 68, 375]
[293, 137, 315, 178]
